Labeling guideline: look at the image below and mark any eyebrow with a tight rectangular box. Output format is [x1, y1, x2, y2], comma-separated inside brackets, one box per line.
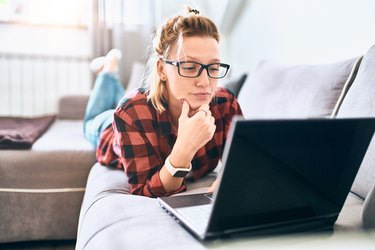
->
[177, 56, 221, 63]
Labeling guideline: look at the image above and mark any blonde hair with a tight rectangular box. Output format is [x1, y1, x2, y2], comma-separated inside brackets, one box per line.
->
[144, 6, 220, 113]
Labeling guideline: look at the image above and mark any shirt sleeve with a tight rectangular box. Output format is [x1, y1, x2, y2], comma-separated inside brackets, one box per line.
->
[224, 89, 243, 139]
[113, 107, 186, 197]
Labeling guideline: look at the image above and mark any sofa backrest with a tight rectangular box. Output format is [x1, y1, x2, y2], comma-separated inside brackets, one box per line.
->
[58, 95, 89, 120]
[237, 58, 361, 119]
[335, 44, 375, 230]
[336, 45, 375, 200]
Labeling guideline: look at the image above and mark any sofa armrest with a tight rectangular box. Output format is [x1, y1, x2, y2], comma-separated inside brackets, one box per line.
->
[363, 185, 375, 230]
[58, 95, 89, 120]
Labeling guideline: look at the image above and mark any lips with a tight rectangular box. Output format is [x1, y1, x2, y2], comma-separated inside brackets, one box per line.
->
[191, 91, 211, 97]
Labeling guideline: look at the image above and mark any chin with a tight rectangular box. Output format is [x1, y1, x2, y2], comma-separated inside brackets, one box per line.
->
[189, 100, 210, 110]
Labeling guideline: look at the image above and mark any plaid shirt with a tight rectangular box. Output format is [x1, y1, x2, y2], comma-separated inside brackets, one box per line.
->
[97, 87, 242, 197]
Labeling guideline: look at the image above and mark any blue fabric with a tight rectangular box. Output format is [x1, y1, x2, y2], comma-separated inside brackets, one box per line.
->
[83, 72, 125, 147]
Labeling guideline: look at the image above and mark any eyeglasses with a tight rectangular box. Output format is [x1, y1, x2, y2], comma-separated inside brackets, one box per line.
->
[163, 59, 230, 79]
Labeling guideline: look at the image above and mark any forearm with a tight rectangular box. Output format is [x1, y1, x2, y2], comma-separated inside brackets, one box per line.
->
[127, 166, 186, 197]
[159, 165, 185, 192]
[159, 139, 195, 192]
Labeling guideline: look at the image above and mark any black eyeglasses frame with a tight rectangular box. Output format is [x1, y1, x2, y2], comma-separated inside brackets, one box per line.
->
[162, 59, 230, 79]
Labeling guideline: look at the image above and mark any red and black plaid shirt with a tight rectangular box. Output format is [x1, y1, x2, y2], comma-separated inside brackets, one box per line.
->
[97, 87, 242, 197]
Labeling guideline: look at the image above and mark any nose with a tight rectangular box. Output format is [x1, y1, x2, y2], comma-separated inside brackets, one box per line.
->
[196, 68, 210, 87]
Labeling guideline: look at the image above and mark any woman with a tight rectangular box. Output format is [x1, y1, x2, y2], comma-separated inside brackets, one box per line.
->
[86, 7, 242, 197]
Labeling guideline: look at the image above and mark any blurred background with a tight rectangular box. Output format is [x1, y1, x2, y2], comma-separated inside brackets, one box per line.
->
[0, 0, 374, 117]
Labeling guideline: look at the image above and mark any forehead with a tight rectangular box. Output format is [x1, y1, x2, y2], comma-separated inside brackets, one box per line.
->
[170, 36, 220, 61]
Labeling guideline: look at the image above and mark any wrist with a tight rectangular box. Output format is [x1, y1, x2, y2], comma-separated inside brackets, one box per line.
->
[169, 152, 192, 169]
[170, 142, 194, 168]
[164, 155, 192, 178]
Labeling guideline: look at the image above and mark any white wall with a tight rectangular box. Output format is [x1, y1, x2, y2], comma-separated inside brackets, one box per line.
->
[223, 0, 375, 77]
[141, 0, 375, 79]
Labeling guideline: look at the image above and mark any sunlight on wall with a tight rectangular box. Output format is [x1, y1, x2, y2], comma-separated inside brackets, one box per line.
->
[0, 0, 89, 26]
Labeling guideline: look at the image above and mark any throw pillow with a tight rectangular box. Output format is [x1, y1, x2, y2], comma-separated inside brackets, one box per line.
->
[221, 73, 248, 98]
[336, 44, 375, 200]
[237, 58, 360, 119]
[126, 62, 145, 92]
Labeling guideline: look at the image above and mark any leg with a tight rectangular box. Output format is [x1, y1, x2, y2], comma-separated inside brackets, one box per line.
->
[83, 72, 125, 147]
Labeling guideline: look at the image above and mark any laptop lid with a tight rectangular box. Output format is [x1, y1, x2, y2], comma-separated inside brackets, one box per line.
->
[159, 117, 375, 240]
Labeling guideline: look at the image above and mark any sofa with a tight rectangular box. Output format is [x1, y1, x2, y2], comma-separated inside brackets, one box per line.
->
[75, 44, 375, 249]
[0, 95, 96, 246]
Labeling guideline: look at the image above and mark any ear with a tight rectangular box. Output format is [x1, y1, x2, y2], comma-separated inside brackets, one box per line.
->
[157, 59, 166, 81]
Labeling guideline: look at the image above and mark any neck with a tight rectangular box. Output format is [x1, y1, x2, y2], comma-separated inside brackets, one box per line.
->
[168, 103, 180, 133]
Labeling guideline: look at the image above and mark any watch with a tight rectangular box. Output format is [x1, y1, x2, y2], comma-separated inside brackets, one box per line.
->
[165, 156, 192, 177]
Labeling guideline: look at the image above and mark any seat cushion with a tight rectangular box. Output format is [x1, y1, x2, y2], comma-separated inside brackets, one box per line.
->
[76, 163, 214, 250]
[335, 192, 364, 231]
[363, 185, 375, 229]
[77, 163, 365, 250]
[238, 58, 360, 119]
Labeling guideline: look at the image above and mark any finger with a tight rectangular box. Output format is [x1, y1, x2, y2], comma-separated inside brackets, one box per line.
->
[199, 104, 210, 112]
[198, 104, 211, 118]
[210, 124, 216, 137]
[205, 109, 212, 118]
[199, 110, 208, 116]
[180, 99, 190, 118]
[210, 116, 215, 124]
[195, 109, 207, 118]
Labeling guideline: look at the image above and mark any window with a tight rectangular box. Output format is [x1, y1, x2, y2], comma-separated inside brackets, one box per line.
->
[0, 0, 89, 27]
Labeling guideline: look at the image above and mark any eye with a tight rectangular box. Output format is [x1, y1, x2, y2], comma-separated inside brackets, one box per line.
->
[209, 64, 220, 72]
[209, 67, 219, 72]
[181, 63, 199, 71]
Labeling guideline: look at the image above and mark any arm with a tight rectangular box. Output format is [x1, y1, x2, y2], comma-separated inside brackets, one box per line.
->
[114, 112, 185, 197]
[114, 100, 216, 196]
[160, 100, 216, 191]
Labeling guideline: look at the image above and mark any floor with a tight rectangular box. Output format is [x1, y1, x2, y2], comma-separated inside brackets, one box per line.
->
[0, 240, 75, 250]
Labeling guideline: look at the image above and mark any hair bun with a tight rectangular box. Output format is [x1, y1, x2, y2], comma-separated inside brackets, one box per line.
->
[189, 8, 200, 15]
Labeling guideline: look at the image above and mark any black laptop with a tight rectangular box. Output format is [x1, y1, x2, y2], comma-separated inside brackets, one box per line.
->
[157, 117, 375, 240]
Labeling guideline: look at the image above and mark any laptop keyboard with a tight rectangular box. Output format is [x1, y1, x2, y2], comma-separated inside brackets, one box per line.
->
[176, 204, 213, 233]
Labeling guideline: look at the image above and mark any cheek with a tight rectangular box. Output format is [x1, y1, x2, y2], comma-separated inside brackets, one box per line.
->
[168, 77, 190, 96]
[211, 79, 218, 89]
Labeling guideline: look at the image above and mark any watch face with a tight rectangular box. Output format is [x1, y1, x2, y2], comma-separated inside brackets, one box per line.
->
[173, 170, 190, 178]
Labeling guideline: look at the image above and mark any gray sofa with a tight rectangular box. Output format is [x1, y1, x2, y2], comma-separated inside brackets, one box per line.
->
[0, 95, 96, 244]
[76, 45, 375, 249]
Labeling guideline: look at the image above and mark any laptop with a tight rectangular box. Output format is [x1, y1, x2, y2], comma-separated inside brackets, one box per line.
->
[157, 117, 375, 240]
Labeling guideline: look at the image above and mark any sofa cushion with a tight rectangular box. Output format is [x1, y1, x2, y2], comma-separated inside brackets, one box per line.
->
[238, 58, 360, 119]
[221, 73, 248, 98]
[58, 95, 89, 120]
[336, 45, 375, 201]
[363, 185, 375, 229]
[76, 163, 216, 250]
[126, 61, 145, 92]
[77, 163, 368, 249]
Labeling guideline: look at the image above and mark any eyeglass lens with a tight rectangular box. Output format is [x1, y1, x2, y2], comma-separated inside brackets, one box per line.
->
[179, 62, 227, 78]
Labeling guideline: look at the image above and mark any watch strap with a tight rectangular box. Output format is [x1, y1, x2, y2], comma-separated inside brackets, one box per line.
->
[165, 156, 192, 177]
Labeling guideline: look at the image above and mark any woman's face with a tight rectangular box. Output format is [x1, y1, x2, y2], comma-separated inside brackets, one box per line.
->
[160, 36, 221, 113]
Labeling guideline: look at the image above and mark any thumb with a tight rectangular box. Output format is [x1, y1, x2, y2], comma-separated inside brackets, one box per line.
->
[180, 99, 190, 118]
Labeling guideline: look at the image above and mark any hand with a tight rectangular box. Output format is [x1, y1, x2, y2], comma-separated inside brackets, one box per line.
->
[170, 100, 216, 166]
[208, 179, 219, 193]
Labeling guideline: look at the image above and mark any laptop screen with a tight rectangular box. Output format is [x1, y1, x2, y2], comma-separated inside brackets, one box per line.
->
[207, 118, 375, 233]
